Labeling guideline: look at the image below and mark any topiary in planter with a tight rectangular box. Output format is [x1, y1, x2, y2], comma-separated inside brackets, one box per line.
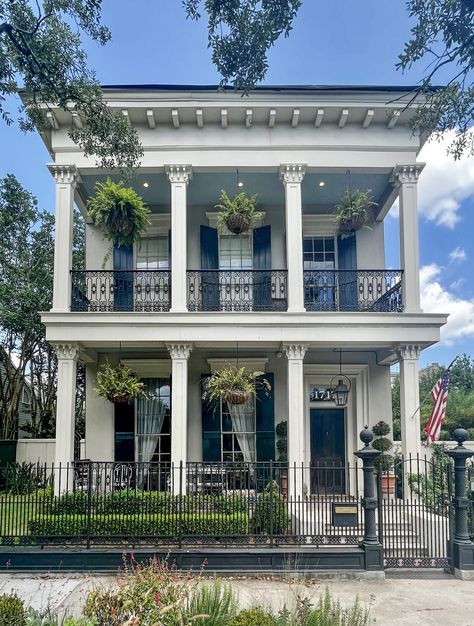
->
[276, 420, 288, 462]
[372, 420, 395, 472]
[95, 361, 146, 404]
[335, 188, 377, 237]
[215, 190, 263, 234]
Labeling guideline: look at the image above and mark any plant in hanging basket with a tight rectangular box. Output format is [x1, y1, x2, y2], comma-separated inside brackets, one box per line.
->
[202, 365, 271, 407]
[215, 190, 263, 234]
[95, 361, 146, 404]
[334, 188, 377, 237]
[87, 179, 151, 248]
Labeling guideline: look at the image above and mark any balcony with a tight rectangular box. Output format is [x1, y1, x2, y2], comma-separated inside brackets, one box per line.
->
[187, 270, 288, 312]
[304, 269, 403, 312]
[71, 270, 171, 312]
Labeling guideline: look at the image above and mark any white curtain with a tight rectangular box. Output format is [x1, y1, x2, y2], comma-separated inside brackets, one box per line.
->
[137, 379, 167, 464]
[228, 399, 256, 463]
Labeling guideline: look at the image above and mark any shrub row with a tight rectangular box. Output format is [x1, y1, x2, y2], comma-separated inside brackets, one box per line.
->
[28, 513, 249, 537]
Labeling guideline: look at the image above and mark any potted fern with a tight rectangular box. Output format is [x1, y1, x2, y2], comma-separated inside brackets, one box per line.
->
[335, 188, 377, 236]
[372, 420, 396, 496]
[88, 179, 151, 247]
[95, 361, 146, 404]
[215, 190, 263, 235]
[202, 365, 270, 406]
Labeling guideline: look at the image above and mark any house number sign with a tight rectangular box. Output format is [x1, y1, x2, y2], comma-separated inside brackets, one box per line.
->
[309, 386, 335, 402]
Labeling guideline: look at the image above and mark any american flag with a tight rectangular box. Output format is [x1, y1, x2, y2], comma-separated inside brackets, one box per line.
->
[424, 370, 450, 445]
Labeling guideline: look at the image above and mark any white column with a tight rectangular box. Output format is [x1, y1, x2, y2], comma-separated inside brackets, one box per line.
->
[54, 343, 78, 494]
[284, 343, 308, 500]
[165, 165, 192, 313]
[398, 345, 422, 460]
[167, 343, 193, 495]
[280, 164, 306, 313]
[48, 165, 79, 312]
[393, 164, 425, 313]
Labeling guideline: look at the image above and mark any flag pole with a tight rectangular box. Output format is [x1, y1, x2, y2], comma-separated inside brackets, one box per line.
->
[408, 355, 460, 421]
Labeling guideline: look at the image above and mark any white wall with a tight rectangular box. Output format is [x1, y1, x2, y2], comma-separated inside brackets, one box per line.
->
[85, 359, 115, 461]
[16, 438, 85, 465]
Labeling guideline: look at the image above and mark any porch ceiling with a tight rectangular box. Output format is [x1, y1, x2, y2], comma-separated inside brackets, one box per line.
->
[79, 170, 392, 211]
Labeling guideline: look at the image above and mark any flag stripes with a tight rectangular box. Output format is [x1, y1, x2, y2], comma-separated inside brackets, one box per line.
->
[424, 370, 450, 445]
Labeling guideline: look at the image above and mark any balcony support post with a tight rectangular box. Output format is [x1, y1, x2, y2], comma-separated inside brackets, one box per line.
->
[48, 165, 79, 312]
[167, 343, 193, 495]
[283, 343, 308, 501]
[392, 164, 425, 313]
[280, 165, 306, 313]
[397, 344, 422, 463]
[166, 165, 192, 313]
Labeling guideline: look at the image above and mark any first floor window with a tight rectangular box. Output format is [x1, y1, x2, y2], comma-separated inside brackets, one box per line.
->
[136, 377, 171, 464]
[221, 397, 256, 463]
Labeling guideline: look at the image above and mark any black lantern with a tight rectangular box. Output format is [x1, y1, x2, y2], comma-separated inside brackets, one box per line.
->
[330, 349, 351, 407]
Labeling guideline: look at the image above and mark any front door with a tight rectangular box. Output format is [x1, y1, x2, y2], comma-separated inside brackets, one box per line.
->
[310, 408, 345, 493]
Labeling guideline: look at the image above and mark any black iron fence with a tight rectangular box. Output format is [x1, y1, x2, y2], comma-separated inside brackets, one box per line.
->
[187, 270, 288, 311]
[71, 270, 171, 312]
[0, 461, 364, 548]
[303, 269, 403, 312]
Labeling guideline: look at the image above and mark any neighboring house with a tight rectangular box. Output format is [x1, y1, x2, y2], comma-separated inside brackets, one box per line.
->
[0, 352, 33, 439]
[38, 85, 447, 494]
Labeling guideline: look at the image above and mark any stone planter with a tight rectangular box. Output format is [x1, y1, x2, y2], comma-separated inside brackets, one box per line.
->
[381, 473, 396, 496]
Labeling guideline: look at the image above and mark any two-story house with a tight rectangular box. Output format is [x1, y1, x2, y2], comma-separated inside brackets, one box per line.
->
[39, 85, 447, 495]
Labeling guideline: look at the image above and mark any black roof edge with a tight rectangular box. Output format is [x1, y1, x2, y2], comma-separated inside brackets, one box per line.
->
[100, 83, 443, 93]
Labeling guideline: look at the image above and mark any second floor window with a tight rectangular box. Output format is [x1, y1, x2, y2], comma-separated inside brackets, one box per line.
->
[303, 236, 336, 270]
[137, 236, 169, 270]
[219, 235, 252, 270]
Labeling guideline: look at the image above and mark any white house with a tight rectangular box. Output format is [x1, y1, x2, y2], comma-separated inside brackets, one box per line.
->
[39, 85, 447, 494]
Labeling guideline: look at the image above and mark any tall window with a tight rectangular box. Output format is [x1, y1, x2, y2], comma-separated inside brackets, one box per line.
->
[221, 397, 256, 462]
[219, 235, 252, 270]
[137, 236, 169, 269]
[136, 378, 171, 464]
[304, 236, 336, 309]
[303, 236, 336, 270]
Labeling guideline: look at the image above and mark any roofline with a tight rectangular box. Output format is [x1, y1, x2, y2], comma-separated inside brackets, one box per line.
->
[99, 83, 443, 94]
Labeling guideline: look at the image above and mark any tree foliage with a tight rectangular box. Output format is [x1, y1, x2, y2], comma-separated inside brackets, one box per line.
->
[398, 0, 474, 158]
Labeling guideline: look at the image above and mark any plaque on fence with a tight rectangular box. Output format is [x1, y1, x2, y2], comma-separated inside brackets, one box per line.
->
[331, 502, 358, 527]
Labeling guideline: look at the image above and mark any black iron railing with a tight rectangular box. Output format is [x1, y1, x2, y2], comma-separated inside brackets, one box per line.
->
[303, 269, 403, 312]
[71, 270, 171, 312]
[187, 270, 288, 311]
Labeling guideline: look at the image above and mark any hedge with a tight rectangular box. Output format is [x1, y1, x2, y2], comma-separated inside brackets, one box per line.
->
[28, 513, 249, 537]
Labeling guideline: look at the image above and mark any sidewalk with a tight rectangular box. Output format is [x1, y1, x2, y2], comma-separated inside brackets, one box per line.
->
[0, 572, 473, 625]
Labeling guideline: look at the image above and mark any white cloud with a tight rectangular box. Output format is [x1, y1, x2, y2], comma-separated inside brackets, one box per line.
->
[390, 130, 474, 228]
[448, 246, 467, 263]
[420, 264, 474, 344]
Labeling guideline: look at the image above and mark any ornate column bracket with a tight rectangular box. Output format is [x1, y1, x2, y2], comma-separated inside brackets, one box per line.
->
[391, 163, 425, 187]
[279, 164, 306, 184]
[283, 343, 308, 360]
[165, 165, 193, 184]
[397, 344, 421, 361]
[47, 164, 80, 187]
[167, 343, 193, 360]
[53, 343, 79, 361]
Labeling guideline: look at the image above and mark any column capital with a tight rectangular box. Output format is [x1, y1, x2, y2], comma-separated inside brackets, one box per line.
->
[279, 164, 306, 184]
[392, 163, 425, 187]
[397, 344, 421, 361]
[167, 343, 193, 360]
[47, 164, 80, 187]
[53, 343, 79, 361]
[283, 343, 308, 360]
[165, 165, 193, 184]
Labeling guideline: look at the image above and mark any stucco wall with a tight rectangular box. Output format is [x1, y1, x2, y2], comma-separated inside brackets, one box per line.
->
[85, 359, 115, 461]
[16, 438, 85, 465]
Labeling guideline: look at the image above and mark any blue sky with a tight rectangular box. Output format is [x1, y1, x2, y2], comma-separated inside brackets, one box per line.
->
[1, 0, 473, 368]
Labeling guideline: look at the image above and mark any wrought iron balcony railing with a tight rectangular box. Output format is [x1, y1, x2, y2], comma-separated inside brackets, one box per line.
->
[303, 269, 403, 312]
[187, 269, 288, 312]
[71, 270, 171, 312]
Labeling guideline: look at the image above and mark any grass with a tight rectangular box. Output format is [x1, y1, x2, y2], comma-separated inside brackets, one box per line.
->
[0, 492, 45, 538]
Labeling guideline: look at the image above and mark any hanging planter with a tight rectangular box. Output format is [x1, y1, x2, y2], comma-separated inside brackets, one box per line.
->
[87, 179, 151, 248]
[95, 361, 146, 405]
[216, 190, 263, 235]
[202, 365, 271, 407]
[334, 188, 377, 237]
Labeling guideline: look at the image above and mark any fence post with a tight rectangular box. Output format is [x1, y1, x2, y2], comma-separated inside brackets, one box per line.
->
[445, 429, 474, 579]
[354, 426, 383, 572]
[86, 460, 93, 549]
[178, 461, 183, 550]
[269, 461, 274, 548]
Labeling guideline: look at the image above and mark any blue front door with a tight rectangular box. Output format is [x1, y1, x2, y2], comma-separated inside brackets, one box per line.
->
[310, 408, 345, 493]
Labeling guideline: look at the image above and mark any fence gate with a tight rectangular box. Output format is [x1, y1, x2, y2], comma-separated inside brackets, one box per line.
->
[379, 455, 452, 568]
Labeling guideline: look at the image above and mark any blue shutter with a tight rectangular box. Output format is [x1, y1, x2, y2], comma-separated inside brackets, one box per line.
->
[337, 235, 357, 311]
[113, 243, 134, 311]
[253, 225, 272, 310]
[200, 225, 219, 310]
[256, 373, 275, 461]
[201, 375, 222, 462]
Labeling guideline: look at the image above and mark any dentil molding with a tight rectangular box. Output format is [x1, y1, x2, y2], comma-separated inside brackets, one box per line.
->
[165, 165, 193, 184]
[397, 344, 421, 360]
[47, 164, 79, 187]
[54, 343, 79, 360]
[279, 164, 306, 184]
[392, 164, 425, 187]
[167, 343, 193, 360]
[283, 343, 308, 360]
